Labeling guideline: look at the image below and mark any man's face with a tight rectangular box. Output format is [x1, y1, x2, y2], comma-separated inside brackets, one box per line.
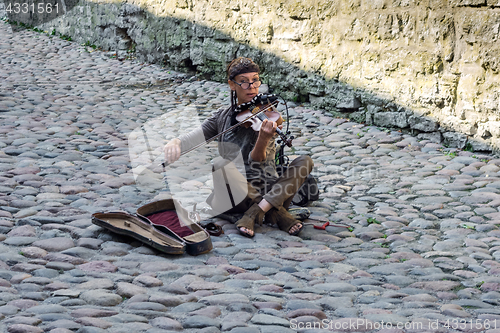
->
[229, 72, 260, 105]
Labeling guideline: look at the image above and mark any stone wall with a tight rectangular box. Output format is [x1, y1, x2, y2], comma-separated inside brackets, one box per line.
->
[34, 0, 500, 152]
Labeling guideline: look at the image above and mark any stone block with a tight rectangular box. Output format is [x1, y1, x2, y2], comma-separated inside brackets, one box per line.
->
[442, 132, 467, 148]
[194, 25, 214, 38]
[469, 138, 492, 152]
[202, 39, 234, 62]
[214, 30, 231, 40]
[489, 122, 500, 138]
[417, 132, 442, 143]
[450, 0, 486, 6]
[336, 97, 361, 110]
[286, 0, 313, 20]
[373, 112, 408, 128]
[190, 39, 204, 65]
[408, 115, 439, 132]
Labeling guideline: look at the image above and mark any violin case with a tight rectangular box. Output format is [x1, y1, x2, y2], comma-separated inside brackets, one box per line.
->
[91, 199, 213, 256]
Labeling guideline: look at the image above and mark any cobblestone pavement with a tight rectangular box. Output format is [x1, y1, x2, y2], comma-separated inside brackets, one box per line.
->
[1, 21, 500, 333]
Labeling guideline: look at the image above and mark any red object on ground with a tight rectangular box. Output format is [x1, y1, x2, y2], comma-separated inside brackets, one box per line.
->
[314, 222, 330, 230]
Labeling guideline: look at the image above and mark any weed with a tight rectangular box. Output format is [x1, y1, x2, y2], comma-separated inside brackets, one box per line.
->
[83, 41, 97, 49]
[367, 217, 380, 224]
[128, 42, 136, 54]
[464, 142, 474, 152]
[347, 227, 354, 232]
[444, 151, 457, 158]
[481, 159, 489, 163]
[60, 34, 72, 41]
[461, 224, 475, 230]
[400, 258, 408, 262]
[476, 281, 484, 289]
[18, 251, 25, 256]
[51, 29, 56, 35]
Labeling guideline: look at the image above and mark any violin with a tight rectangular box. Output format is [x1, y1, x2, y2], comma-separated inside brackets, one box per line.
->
[162, 94, 293, 166]
[235, 94, 293, 147]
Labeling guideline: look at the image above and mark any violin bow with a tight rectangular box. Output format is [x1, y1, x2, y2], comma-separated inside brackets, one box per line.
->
[161, 99, 279, 166]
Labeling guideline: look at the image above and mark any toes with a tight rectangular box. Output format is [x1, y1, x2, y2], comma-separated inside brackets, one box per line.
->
[239, 227, 254, 237]
[289, 223, 302, 235]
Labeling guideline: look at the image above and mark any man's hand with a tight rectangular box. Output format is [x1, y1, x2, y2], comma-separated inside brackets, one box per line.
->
[164, 138, 181, 164]
[258, 118, 277, 142]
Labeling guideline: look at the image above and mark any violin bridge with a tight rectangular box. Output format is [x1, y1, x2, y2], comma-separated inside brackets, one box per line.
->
[251, 106, 260, 114]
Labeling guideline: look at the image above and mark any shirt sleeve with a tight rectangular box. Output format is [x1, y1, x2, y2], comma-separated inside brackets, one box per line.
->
[178, 107, 222, 154]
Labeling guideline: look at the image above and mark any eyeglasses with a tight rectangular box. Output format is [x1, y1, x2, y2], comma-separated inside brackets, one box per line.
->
[231, 79, 261, 90]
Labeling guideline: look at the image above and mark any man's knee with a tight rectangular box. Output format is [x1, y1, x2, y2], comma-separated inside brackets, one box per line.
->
[291, 155, 314, 175]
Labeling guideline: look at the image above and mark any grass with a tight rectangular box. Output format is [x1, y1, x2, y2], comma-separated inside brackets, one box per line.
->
[1, 18, 74, 42]
[367, 217, 381, 224]
[461, 224, 475, 230]
[444, 151, 457, 158]
[83, 41, 97, 50]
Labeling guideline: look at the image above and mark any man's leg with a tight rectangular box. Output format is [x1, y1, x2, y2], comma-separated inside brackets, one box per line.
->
[263, 155, 314, 209]
[208, 157, 262, 215]
[208, 158, 263, 237]
[263, 155, 314, 234]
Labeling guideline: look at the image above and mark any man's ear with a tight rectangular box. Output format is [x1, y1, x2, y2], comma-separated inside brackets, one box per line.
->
[228, 80, 235, 91]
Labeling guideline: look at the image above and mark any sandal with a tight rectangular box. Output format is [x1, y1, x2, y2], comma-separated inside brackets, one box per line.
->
[266, 206, 304, 236]
[234, 203, 264, 238]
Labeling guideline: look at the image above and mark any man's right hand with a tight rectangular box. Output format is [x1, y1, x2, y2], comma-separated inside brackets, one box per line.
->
[164, 138, 181, 164]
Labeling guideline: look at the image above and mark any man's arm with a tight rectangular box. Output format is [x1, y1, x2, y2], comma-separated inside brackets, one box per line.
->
[250, 119, 277, 162]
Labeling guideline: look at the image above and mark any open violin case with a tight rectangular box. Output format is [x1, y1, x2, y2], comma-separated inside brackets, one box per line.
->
[91, 199, 213, 256]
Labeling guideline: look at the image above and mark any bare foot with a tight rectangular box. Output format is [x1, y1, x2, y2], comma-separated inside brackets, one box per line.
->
[238, 226, 254, 238]
[289, 223, 303, 236]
